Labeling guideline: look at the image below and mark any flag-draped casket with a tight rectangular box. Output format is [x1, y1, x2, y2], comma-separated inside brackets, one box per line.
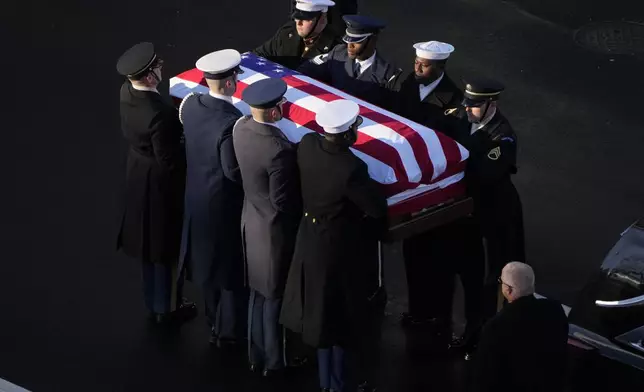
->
[169, 53, 468, 217]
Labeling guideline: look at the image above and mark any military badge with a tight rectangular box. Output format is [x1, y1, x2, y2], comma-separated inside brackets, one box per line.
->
[487, 146, 501, 160]
[444, 108, 458, 116]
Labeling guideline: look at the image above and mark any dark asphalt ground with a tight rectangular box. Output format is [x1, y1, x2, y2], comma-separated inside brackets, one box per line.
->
[2, 0, 644, 391]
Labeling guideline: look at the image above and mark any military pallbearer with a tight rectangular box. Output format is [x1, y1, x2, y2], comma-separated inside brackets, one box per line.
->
[298, 15, 403, 107]
[233, 78, 302, 377]
[116, 42, 196, 325]
[281, 100, 387, 392]
[255, 0, 342, 71]
[178, 49, 247, 347]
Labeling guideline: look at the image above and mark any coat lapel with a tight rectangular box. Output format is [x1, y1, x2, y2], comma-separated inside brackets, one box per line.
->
[422, 75, 455, 107]
[344, 56, 355, 78]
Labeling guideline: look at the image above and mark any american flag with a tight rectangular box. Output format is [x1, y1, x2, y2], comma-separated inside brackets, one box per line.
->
[170, 53, 468, 216]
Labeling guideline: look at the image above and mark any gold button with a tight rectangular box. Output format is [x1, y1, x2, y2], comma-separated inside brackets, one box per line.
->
[304, 47, 309, 51]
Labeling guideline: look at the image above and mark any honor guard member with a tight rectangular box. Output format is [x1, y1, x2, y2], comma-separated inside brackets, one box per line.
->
[394, 41, 464, 134]
[255, 0, 342, 71]
[280, 100, 387, 392]
[457, 78, 526, 347]
[298, 15, 403, 107]
[178, 49, 246, 347]
[116, 42, 197, 324]
[290, 0, 358, 34]
[233, 78, 302, 377]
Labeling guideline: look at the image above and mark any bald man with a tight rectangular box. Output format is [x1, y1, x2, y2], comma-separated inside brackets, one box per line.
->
[470, 262, 569, 392]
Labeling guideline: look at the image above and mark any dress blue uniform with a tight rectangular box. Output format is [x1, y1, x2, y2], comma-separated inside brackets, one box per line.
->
[178, 50, 247, 343]
[233, 78, 302, 375]
[297, 15, 402, 107]
[116, 42, 196, 324]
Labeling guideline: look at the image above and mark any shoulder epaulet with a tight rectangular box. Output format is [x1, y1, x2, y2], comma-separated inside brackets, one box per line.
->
[232, 115, 250, 135]
[178, 92, 198, 124]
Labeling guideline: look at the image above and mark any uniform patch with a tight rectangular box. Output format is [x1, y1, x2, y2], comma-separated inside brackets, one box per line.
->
[444, 108, 458, 116]
[487, 146, 501, 160]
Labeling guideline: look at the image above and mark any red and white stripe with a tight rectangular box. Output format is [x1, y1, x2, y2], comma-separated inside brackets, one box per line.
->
[170, 63, 468, 214]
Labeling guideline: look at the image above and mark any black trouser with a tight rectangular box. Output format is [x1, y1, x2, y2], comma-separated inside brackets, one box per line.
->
[402, 218, 485, 330]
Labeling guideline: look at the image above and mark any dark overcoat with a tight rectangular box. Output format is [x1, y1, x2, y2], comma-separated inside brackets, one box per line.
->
[470, 295, 569, 392]
[117, 82, 186, 265]
[253, 21, 342, 71]
[178, 93, 244, 289]
[297, 44, 403, 107]
[452, 112, 526, 273]
[393, 72, 464, 135]
[280, 133, 387, 348]
[232, 117, 302, 299]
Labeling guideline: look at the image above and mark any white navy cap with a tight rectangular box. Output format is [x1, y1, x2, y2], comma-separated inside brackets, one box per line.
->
[196, 49, 244, 80]
[413, 41, 455, 60]
[315, 100, 361, 134]
[295, 0, 335, 12]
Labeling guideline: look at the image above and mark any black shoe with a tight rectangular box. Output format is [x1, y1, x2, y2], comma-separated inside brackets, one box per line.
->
[249, 363, 260, 373]
[357, 381, 377, 392]
[216, 337, 238, 349]
[209, 327, 218, 345]
[287, 356, 308, 368]
[175, 299, 198, 322]
[449, 335, 466, 349]
[151, 299, 198, 325]
[262, 368, 285, 378]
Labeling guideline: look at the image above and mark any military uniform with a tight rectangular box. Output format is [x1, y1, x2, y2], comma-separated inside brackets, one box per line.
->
[289, 0, 357, 33]
[233, 78, 302, 374]
[399, 42, 483, 352]
[178, 50, 247, 345]
[253, 21, 342, 71]
[455, 79, 526, 326]
[280, 100, 387, 392]
[395, 72, 463, 133]
[298, 15, 402, 106]
[393, 41, 463, 133]
[115, 42, 196, 323]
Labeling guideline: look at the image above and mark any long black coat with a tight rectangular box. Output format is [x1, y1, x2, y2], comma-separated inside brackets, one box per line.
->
[117, 83, 186, 265]
[298, 45, 403, 107]
[452, 112, 525, 273]
[253, 21, 342, 71]
[280, 133, 387, 348]
[178, 93, 244, 289]
[232, 117, 302, 299]
[470, 295, 569, 392]
[393, 72, 464, 135]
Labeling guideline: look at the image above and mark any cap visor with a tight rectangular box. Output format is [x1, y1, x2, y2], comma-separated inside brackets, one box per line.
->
[342, 35, 368, 43]
[462, 98, 485, 107]
[292, 10, 319, 20]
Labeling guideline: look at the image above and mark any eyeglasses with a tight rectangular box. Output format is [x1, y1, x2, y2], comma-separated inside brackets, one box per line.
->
[498, 277, 513, 289]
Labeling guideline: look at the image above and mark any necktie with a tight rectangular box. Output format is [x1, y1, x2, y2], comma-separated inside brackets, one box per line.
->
[353, 61, 361, 78]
